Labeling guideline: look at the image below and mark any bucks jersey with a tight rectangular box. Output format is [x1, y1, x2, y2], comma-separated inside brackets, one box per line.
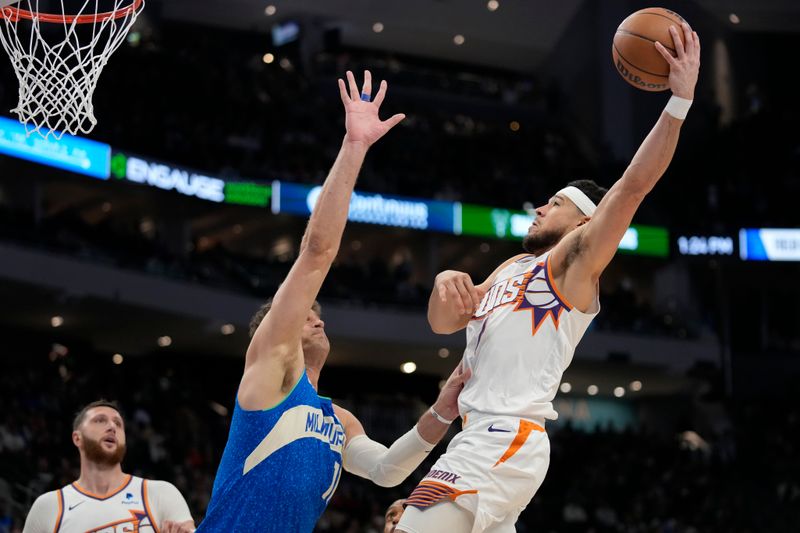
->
[199, 370, 345, 532]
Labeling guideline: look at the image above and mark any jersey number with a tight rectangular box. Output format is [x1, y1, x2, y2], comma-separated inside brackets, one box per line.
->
[321, 462, 342, 504]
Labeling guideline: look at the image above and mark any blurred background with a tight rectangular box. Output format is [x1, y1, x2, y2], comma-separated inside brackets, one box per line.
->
[1, 0, 799, 531]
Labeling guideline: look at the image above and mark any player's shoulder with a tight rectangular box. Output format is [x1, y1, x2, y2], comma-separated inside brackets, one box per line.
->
[28, 489, 61, 514]
[332, 403, 356, 423]
[141, 478, 179, 493]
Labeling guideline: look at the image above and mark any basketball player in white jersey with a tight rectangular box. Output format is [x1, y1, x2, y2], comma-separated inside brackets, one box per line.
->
[396, 24, 701, 533]
[22, 400, 195, 533]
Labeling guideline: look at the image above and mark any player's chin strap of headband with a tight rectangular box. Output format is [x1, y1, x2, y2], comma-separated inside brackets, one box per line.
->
[557, 186, 597, 216]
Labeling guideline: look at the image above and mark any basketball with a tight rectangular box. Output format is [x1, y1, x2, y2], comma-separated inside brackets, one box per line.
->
[612, 7, 687, 91]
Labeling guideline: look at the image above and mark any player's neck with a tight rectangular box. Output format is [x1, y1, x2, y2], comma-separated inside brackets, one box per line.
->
[306, 365, 321, 390]
[75, 462, 128, 496]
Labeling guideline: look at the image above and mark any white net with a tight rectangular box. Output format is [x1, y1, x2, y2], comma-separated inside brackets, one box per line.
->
[0, 0, 144, 139]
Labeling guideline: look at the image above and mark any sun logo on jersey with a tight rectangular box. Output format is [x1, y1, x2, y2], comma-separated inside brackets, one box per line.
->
[473, 258, 572, 335]
[514, 261, 572, 334]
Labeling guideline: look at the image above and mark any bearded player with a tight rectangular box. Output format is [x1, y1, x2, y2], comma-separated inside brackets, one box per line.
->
[22, 400, 194, 533]
[397, 24, 701, 533]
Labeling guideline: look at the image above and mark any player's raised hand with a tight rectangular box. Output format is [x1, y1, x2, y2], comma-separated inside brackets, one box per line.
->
[434, 270, 486, 316]
[431, 361, 472, 422]
[338, 70, 405, 148]
[654, 23, 700, 100]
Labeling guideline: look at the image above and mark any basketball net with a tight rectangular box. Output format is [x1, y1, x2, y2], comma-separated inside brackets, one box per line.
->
[0, 0, 144, 139]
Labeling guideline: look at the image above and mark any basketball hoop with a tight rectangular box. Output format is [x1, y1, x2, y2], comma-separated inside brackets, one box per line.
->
[0, 0, 145, 139]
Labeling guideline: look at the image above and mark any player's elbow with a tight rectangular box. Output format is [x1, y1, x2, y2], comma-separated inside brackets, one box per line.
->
[301, 236, 337, 263]
[428, 312, 464, 335]
[369, 466, 409, 487]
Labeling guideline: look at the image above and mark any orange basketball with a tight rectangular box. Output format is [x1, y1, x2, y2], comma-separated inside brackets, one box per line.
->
[612, 7, 687, 92]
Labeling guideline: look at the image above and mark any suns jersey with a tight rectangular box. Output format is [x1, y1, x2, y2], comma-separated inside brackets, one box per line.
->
[458, 252, 599, 421]
[22, 475, 192, 533]
[198, 370, 345, 533]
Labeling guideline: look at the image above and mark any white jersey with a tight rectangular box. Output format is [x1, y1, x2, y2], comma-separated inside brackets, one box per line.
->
[458, 252, 599, 421]
[22, 475, 193, 533]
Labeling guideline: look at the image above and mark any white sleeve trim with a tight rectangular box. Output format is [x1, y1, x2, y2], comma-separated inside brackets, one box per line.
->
[22, 491, 59, 533]
[145, 479, 194, 525]
[342, 425, 435, 487]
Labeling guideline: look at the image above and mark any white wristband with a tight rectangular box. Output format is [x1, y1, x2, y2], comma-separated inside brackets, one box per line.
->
[430, 406, 455, 425]
[665, 95, 693, 120]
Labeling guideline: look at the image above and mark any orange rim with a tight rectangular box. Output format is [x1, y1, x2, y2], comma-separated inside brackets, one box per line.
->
[0, 0, 143, 24]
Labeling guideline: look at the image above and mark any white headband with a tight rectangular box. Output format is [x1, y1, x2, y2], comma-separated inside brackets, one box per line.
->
[557, 186, 597, 216]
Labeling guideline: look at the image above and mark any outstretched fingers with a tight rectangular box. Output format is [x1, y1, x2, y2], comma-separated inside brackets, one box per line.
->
[361, 70, 372, 100]
[338, 78, 350, 106]
[346, 70, 360, 101]
[373, 79, 388, 108]
[382, 113, 406, 131]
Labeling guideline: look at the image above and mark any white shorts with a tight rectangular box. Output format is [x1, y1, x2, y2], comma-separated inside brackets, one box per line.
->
[399, 412, 550, 533]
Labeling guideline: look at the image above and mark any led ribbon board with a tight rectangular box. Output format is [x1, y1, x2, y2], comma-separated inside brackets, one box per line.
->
[0, 116, 110, 179]
[277, 182, 456, 233]
[739, 228, 800, 261]
[677, 235, 735, 256]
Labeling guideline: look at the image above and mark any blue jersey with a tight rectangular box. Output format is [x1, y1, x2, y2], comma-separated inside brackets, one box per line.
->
[198, 371, 345, 532]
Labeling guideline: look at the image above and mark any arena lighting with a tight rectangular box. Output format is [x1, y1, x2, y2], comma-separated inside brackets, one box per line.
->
[614, 387, 625, 398]
[729, 13, 740, 24]
[112, 353, 124, 365]
[210, 401, 229, 417]
[438, 348, 450, 358]
[157, 336, 172, 347]
[262, 53, 275, 64]
[587, 385, 598, 396]
[630, 380, 643, 392]
[487, 0, 499, 11]
[221, 324, 236, 335]
[560, 382, 572, 393]
[400, 362, 417, 374]
[509, 120, 520, 131]
[264, 5, 276, 16]
[372, 22, 384, 33]
[453, 34, 465, 45]
[50, 315, 64, 328]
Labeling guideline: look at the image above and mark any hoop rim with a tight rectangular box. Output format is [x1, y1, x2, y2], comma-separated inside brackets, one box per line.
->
[0, 0, 143, 24]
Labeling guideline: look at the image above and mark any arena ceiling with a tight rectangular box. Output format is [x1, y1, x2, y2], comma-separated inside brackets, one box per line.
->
[160, 0, 800, 71]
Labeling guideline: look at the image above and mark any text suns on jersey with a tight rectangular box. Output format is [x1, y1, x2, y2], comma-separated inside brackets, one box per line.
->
[473, 260, 571, 334]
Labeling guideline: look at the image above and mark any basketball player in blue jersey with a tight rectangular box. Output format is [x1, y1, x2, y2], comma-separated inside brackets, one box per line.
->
[396, 24, 701, 533]
[198, 71, 471, 532]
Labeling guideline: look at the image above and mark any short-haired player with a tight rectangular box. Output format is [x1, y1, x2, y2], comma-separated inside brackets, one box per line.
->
[23, 400, 195, 533]
[397, 23, 701, 533]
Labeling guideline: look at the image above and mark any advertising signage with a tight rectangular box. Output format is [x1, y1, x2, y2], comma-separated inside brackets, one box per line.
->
[457, 204, 534, 239]
[0, 116, 110, 179]
[459, 203, 668, 257]
[223, 181, 272, 207]
[739, 228, 800, 262]
[276, 182, 456, 233]
[617, 225, 669, 257]
[111, 152, 225, 203]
